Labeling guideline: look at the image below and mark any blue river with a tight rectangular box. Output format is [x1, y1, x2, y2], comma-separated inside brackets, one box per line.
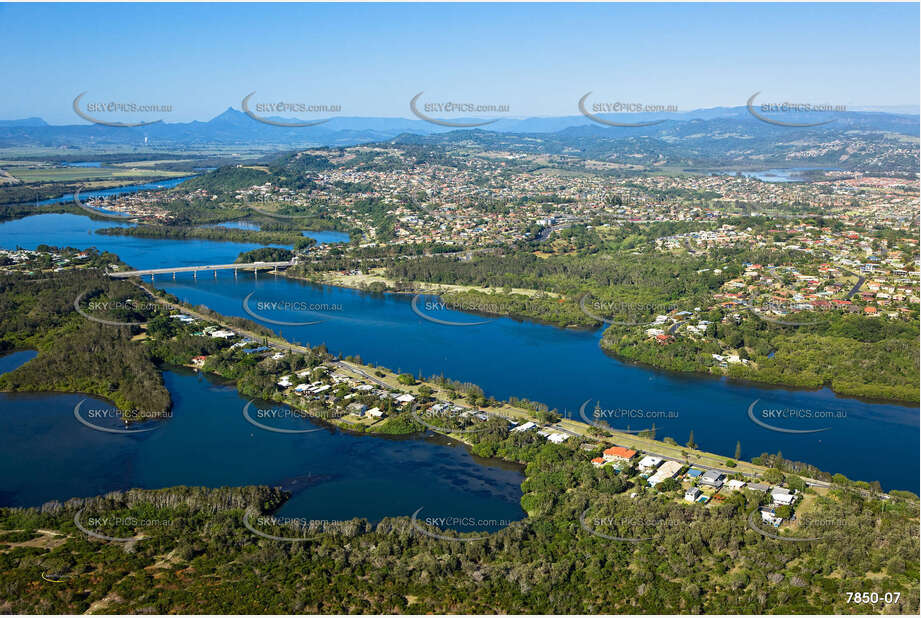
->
[0, 365, 524, 527]
[0, 211, 917, 493]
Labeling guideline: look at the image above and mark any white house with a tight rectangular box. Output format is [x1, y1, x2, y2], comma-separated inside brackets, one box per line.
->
[760, 506, 782, 527]
[537, 430, 568, 444]
[648, 460, 683, 487]
[684, 487, 702, 502]
[771, 487, 796, 506]
[511, 421, 538, 433]
[346, 402, 367, 417]
[699, 469, 725, 488]
[637, 455, 663, 471]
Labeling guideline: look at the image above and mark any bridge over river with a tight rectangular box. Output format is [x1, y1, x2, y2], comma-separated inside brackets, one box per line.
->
[107, 261, 295, 279]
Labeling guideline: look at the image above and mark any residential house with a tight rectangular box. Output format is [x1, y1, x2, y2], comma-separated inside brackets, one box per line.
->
[346, 402, 368, 417]
[760, 506, 782, 527]
[538, 430, 569, 444]
[771, 486, 796, 506]
[637, 455, 663, 471]
[699, 469, 725, 488]
[602, 446, 637, 463]
[648, 460, 683, 487]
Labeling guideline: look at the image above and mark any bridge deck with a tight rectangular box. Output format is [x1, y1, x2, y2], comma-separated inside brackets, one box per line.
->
[108, 261, 294, 278]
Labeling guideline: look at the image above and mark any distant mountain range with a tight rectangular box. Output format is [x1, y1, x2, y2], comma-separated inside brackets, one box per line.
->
[0, 117, 48, 127]
[0, 105, 917, 151]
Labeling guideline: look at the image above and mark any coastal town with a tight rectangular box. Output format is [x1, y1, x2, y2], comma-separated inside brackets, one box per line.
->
[79, 143, 918, 249]
[1, 2, 919, 614]
[156, 291, 825, 540]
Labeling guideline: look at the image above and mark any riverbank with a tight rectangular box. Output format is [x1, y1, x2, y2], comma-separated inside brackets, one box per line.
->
[1, 230, 916, 490]
[96, 224, 316, 248]
[286, 268, 919, 405]
[135, 280, 850, 489]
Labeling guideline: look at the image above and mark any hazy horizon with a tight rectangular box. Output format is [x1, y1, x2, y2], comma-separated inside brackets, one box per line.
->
[1, 2, 918, 124]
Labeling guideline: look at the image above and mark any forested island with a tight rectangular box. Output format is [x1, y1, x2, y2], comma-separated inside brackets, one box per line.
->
[96, 224, 317, 249]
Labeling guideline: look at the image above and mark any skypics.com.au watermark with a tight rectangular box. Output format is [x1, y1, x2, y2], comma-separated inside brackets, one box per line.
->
[242, 399, 324, 435]
[580, 510, 690, 542]
[747, 399, 845, 435]
[578, 399, 677, 435]
[746, 92, 845, 127]
[242, 291, 342, 326]
[73, 92, 172, 127]
[744, 300, 823, 327]
[578, 92, 677, 127]
[241, 92, 342, 127]
[410, 92, 510, 127]
[592, 407, 678, 422]
[74, 508, 174, 542]
[74, 289, 161, 327]
[243, 513, 358, 542]
[421, 515, 514, 529]
[410, 507, 517, 542]
[73, 399, 171, 435]
[73, 186, 136, 220]
[579, 296, 680, 326]
[410, 295, 543, 327]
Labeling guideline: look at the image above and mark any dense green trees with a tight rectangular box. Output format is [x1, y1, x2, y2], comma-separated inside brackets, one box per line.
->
[97, 224, 313, 248]
[0, 267, 170, 412]
[235, 247, 295, 263]
[0, 447, 916, 614]
[1, 260, 918, 614]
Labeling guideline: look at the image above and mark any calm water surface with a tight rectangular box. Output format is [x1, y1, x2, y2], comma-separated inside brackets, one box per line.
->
[0, 369, 525, 527]
[0, 212, 917, 491]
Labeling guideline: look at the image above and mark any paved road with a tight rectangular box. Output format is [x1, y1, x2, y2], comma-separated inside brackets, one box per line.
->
[110, 261, 294, 278]
[842, 270, 866, 299]
[131, 281, 891, 501]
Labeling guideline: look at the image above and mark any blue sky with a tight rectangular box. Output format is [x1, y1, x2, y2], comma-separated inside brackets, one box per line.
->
[1, 2, 918, 123]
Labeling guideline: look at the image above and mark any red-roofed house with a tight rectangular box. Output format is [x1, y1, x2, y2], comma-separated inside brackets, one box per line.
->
[603, 446, 638, 462]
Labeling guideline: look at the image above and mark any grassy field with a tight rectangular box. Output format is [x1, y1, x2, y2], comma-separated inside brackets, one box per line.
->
[3, 165, 190, 183]
[309, 268, 562, 298]
[111, 159, 200, 168]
